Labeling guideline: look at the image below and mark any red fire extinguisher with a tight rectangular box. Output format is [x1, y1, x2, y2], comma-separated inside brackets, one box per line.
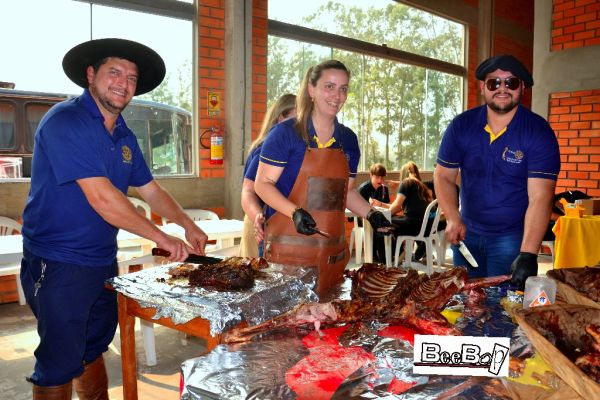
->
[209, 126, 223, 165]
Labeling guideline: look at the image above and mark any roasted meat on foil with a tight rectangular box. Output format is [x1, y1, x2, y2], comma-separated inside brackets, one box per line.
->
[167, 257, 268, 291]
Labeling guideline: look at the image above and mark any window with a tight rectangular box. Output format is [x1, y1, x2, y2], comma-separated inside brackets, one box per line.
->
[0, 0, 195, 178]
[0, 102, 15, 150]
[268, 0, 466, 171]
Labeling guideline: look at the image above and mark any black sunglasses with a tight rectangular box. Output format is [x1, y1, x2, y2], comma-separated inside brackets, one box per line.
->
[485, 77, 521, 91]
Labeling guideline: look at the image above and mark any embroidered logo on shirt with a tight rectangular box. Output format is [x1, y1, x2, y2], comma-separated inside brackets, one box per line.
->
[501, 147, 524, 164]
[122, 145, 132, 164]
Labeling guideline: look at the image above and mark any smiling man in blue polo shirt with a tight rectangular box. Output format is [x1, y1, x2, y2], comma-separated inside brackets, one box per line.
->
[434, 55, 560, 290]
[20, 38, 208, 399]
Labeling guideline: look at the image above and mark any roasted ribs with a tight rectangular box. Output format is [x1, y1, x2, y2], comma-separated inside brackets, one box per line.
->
[222, 266, 490, 343]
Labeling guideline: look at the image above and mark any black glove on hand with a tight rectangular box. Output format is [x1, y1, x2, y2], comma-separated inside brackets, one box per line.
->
[367, 210, 392, 235]
[292, 207, 317, 235]
[510, 252, 538, 291]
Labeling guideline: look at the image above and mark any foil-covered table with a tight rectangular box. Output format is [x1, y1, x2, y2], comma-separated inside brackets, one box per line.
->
[106, 262, 318, 400]
[179, 281, 569, 399]
[108, 263, 317, 336]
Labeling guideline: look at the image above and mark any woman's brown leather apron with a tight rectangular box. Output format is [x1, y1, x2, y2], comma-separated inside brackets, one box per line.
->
[264, 147, 350, 294]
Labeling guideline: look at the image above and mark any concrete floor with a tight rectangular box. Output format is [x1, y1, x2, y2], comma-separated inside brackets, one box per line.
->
[0, 302, 210, 400]
[0, 251, 553, 399]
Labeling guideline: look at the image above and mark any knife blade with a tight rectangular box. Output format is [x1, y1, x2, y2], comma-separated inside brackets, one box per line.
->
[311, 228, 330, 238]
[458, 241, 478, 267]
[151, 248, 223, 264]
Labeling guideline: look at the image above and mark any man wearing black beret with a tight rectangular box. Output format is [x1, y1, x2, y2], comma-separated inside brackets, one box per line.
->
[20, 38, 209, 399]
[433, 55, 560, 290]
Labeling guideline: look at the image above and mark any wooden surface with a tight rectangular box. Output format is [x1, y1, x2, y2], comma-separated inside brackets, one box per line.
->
[116, 292, 222, 400]
[515, 305, 600, 400]
[555, 280, 600, 309]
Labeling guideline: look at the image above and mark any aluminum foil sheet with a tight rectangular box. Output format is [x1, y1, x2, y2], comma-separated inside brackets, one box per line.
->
[180, 281, 525, 399]
[107, 262, 318, 335]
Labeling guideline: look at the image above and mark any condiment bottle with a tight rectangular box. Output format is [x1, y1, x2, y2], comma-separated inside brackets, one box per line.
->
[523, 276, 556, 309]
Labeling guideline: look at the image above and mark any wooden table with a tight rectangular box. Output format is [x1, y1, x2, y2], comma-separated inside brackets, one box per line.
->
[116, 219, 244, 250]
[552, 215, 600, 268]
[116, 291, 223, 400]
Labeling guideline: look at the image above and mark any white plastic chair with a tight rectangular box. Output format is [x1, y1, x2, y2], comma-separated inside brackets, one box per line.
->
[393, 199, 444, 274]
[121, 197, 157, 366]
[0, 216, 25, 305]
[118, 197, 153, 273]
[130, 208, 220, 365]
[128, 196, 151, 218]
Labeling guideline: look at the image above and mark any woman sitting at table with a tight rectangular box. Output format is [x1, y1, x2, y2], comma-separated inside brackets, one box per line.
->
[373, 162, 432, 260]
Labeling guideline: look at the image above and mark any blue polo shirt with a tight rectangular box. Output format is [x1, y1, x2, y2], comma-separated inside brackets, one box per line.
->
[259, 117, 360, 219]
[22, 90, 153, 266]
[244, 145, 262, 181]
[437, 104, 560, 235]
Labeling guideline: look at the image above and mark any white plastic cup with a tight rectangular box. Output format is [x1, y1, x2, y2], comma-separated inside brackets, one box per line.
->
[523, 276, 556, 309]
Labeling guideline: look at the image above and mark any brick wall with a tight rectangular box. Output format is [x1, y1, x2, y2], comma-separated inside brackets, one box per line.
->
[465, 1, 534, 109]
[551, 0, 600, 51]
[252, 1, 268, 142]
[548, 0, 600, 197]
[493, 0, 534, 109]
[549, 90, 600, 196]
[198, 1, 226, 180]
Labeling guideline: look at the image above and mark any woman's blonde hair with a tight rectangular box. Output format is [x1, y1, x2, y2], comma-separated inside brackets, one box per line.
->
[248, 93, 296, 155]
[400, 161, 422, 181]
[294, 60, 350, 145]
[400, 161, 430, 202]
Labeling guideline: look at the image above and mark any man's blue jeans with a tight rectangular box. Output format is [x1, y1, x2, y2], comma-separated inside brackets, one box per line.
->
[451, 231, 522, 278]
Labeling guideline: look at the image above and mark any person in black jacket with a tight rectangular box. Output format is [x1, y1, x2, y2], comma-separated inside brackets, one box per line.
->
[357, 163, 391, 263]
[357, 163, 390, 204]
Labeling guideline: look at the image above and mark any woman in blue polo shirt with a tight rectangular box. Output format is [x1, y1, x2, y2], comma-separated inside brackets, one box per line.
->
[254, 59, 391, 293]
[240, 93, 296, 257]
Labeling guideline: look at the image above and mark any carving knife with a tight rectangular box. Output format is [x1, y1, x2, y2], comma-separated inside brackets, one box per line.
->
[152, 248, 222, 264]
[458, 241, 478, 267]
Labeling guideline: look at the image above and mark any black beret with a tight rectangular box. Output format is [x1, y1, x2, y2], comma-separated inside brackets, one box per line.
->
[62, 38, 165, 96]
[475, 55, 533, 88]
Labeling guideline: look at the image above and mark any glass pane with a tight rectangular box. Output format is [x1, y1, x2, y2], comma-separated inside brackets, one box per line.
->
[267, 37, 463, 171]
[25, 103, 53, 151]
[269, 0, 465, 66]
[91, 5, 193, 113]
[0, 102, 15, 150]
[0, 1, 194, 177]
[122, 102, 193, 175]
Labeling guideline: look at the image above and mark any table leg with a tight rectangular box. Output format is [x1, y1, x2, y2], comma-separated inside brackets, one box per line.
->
[118, 293, 138, 400]
[363, 220, 373, 263]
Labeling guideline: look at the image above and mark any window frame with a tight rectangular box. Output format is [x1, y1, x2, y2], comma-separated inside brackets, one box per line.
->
[267, 2, 469, 171]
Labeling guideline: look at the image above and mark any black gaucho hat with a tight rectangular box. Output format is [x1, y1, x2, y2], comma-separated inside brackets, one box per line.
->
[62, 38, 166, 96]
[475, 55, 534, 88]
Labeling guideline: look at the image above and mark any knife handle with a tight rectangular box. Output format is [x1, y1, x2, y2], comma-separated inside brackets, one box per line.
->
[152, 248, 171, 257]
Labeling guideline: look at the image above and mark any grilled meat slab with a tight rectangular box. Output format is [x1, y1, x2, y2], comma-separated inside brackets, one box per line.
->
[168, 256, 268, 291]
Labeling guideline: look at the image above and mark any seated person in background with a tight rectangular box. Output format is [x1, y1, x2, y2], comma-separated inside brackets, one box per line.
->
[358, 163, 390, 204]
[384, 162, 433, 260]
[357, 163, 391, 263]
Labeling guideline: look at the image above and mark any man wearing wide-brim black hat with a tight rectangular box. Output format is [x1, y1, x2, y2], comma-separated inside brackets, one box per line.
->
[433, 54, 561, 290]
[20, 38, 208, 399]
